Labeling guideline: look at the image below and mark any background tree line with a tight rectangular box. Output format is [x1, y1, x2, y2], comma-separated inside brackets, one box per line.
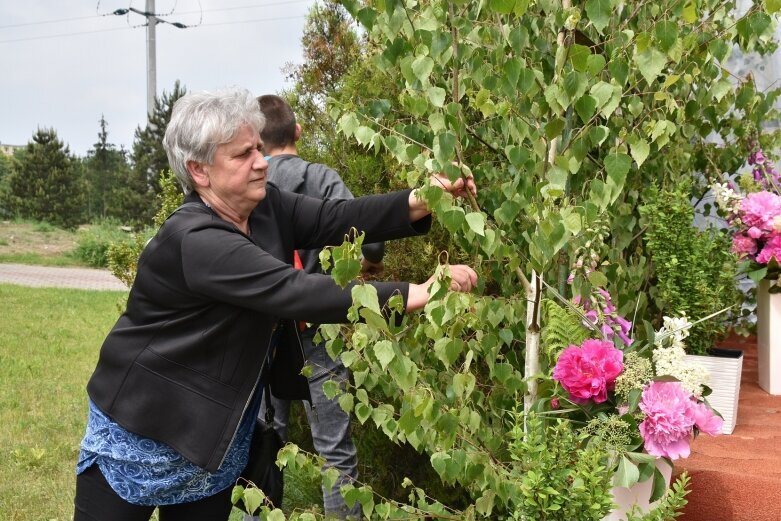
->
[0, 82, 186, 230]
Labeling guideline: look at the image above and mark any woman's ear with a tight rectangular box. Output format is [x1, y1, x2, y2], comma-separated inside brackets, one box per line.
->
[187, 160, 209, 188]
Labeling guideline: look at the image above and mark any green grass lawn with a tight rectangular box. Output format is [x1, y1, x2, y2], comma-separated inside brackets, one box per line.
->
[0, 284, 321, 520]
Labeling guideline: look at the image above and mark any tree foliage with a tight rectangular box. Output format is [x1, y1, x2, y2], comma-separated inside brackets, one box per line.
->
[2, 128, 86, 229]
[130, 81, 186, 198]
[82, 115, 134, 222]
[296, 0, 781, 518]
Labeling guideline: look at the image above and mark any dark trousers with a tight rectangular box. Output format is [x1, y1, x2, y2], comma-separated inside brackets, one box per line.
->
[74, 464, 234, 521]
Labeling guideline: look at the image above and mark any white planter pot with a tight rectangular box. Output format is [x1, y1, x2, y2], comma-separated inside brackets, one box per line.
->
[684, 349, 743, 434]
[602, 459, 672, 521]
[757, 279, 781, 395]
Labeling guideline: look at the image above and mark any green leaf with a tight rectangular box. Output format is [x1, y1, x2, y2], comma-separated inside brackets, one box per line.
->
[614, 456, 640, 488]
[476, 490, 496, 516]
[453, 372, 476, 399]
[609, 58, 629, 86]
[585, 0, 611, 34]
[354, 126, 376, 146]
[352, 284, 382, 315]
[231, 486, 244, 507]
[574, 95, 597, 123]
[627, 387, 642, 413]
[322, 467, 341, 495]
[489, 0, 515, 15]
[628, 136, 650, 167]
[683, 1, 697, 24]
[373, 340, 395, 370]
[338, 392, 355, 413]
[766, 0, 781, 13]
[634, 48, 667, 86]
[587, 270, 608, 287]
[564, 71, 587, 101]
[434, 337, 463, 366]
[748, 266, 768, 282]
[650, 466, 669, 502]
[503, 58, 522, 88]
[605, 152, 632, 187]
[439, 206, 465, 232]
[434, 132, 457, 164]
[655, 21, 678, 52]
[411, 55, 435, 83]
[267, 509, 285, 521]
[495, 199, 522, 224]
[332, 258, 361, 287]
[465, 212, 486, 236]
[427, 86, 447, 107]
[322, 379, 341, 400]
[355, 402, 372, 424]
[389, 356, 418, 391]
[586, 54, 606, 76]
[569, 44, 591, 72]
[589, 125, 610, 146]
[545, 117, 566, 139]
[243, 487, 264, 515]
[339, 113, 359, 136]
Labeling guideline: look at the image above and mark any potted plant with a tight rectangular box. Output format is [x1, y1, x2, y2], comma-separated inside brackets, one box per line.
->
[544, 293, 722, 519]
[712, 141, 781, 395]
[641, 184, 744, 432]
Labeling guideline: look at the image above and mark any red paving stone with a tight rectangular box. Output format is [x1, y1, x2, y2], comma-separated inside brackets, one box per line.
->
[677, 334, 781, 521]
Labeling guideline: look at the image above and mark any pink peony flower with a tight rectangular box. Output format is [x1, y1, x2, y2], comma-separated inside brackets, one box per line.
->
[740, 191, 781, 230]
[638, 381, 705, 460]
[691, 401, 723, 435]
[553, 339, 624, 404]
[756, 234, 781, 265]
[732, 234, 758, 257]
[748, 226, 764, 239]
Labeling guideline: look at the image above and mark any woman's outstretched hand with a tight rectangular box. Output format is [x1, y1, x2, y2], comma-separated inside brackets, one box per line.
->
[406, 264, 478, 311]
[409, 170, 477, 222]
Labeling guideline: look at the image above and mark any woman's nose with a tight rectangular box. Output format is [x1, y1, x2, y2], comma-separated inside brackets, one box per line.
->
[254, 150, 268, 170]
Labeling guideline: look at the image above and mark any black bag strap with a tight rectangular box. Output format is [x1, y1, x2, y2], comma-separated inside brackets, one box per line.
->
[263, 380, 275, 424]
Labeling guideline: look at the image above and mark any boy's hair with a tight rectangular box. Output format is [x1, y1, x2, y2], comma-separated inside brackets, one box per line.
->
[257, 94, 297, 150]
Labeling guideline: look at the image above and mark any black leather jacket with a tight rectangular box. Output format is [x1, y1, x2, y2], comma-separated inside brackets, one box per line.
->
[86, 184, 430, 472]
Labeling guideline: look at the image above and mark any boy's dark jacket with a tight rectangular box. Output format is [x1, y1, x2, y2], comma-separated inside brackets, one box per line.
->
[86, 184, 429, 472]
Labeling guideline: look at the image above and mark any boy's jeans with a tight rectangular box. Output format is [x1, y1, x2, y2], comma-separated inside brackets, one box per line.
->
[246, 332, 362, 520]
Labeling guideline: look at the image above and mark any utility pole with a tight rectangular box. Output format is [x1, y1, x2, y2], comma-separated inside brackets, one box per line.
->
[145, 0, 157, 119]
[111, 3, 187, 123]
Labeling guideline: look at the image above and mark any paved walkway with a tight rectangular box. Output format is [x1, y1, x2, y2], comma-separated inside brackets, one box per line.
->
[0, 263, 127, 291]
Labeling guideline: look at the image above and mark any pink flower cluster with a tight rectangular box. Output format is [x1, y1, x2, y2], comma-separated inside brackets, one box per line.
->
[749, 144, 780, 189]
[573, 289, 633, 346]
[638, 381, 723, 460]
[732, 191, 781, 265]
[553, 339, 623, 403]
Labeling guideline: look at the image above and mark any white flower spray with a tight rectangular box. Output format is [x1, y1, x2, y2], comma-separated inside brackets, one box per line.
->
[653, 315, 710, 398]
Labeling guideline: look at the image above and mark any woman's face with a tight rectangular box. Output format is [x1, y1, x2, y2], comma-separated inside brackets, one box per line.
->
[199, 124, 268, 214]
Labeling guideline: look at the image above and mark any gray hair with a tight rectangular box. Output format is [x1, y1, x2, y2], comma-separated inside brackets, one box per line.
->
[163, 87, 265, 194]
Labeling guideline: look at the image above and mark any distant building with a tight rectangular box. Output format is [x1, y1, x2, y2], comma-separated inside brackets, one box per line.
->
[0, 143, 23, 156]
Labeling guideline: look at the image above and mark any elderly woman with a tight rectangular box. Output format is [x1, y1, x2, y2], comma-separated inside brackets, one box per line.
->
[73, 87, 477, 521]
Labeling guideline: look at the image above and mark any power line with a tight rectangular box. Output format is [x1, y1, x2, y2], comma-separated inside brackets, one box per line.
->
[0, 26, 131, 44]
[0, 14, 102, 30]
[0, 1, 312, 31]
[0, 13, 308, 44]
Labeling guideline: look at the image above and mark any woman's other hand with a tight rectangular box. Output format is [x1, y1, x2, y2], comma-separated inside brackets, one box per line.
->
[406, 264, 478, 311]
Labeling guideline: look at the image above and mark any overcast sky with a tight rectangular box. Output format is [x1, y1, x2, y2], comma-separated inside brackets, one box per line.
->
[0, 0, 316, 157]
